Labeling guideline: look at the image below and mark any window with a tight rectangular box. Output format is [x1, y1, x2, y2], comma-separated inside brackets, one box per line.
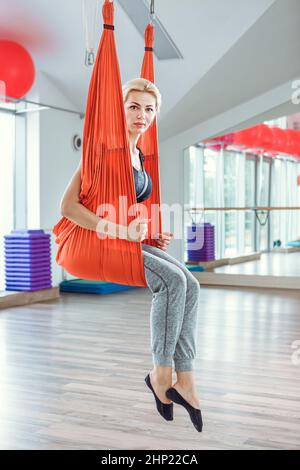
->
[244, 156, 256, 253]
[184, 143, 299, 261]
[271, 158, 300, 246]
[256, 157, 271, 251]
[203, 147, 218, 239]
[224, 150, 238, 256]
[183, 146, 205, 262]
[0, 110, 15, 290]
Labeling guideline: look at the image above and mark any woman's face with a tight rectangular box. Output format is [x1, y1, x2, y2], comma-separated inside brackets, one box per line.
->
[124, 90, 156, 138]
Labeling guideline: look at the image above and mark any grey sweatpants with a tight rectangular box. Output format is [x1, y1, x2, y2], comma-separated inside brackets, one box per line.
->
[141, 243, 201, 372]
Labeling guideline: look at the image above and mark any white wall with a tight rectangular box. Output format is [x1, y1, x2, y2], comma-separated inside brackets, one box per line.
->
[27, 71, 84, 286]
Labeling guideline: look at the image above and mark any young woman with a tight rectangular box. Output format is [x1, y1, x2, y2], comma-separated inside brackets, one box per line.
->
[60, 78, 202, 431]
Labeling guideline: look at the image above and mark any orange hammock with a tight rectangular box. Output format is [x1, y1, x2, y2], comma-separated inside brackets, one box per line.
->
[52, 0, 162, 287]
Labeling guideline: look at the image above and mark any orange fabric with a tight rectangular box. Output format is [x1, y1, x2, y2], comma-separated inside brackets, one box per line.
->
[137, 24, 162, 247]
[52, 0, 162, 287]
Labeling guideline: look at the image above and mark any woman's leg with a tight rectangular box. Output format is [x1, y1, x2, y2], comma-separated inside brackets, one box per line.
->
[142, 247, 188, 403]
[142, 243, 201, 409]
[142, 243, 200, 372]
[142, 247, 188, 367]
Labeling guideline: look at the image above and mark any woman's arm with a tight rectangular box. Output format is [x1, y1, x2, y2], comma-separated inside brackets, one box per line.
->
[60, 161, 128, 239]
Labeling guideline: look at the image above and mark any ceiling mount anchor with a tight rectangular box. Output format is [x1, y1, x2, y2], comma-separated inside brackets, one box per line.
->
[149, 0, 155, 25]
[85, 49, 95, 66]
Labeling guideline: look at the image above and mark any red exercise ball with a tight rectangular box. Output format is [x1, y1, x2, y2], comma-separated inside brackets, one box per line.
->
[203, 132, 234, 149]
[270, 127, 287, 153]
[256, 124, 273, 149]
[205, 143, 222, 151]
[293, 130, 300, 157]
[233, 124, 274, 151]
[285, 129, 299, 156]
[233, 126, 256, 147]
[0, 40, 35, 100]
[213, 133, 234, 144]
[223, 133, 234, 144]
[234, 124, 269, 148]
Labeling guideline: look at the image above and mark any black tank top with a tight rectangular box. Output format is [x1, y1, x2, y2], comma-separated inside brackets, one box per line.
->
[132, 147, 152, 203]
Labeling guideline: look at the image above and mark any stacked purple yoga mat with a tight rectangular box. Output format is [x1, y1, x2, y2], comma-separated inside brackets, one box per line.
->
[4, 229, 52, 291]
[187, 222, 215, 262]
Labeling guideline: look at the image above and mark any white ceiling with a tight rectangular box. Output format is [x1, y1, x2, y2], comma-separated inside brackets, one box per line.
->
[1, 0, 299, 141]
[159, 0, 300, 140]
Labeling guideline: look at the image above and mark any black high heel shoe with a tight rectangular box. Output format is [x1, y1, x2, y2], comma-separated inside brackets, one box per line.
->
[145, 373, 173, 421]
[166, 387, 203, 432]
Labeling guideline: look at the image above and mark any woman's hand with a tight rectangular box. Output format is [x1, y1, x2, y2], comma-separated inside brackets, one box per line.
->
[127, 217, 151, 242]
[156, 232, 174, 251]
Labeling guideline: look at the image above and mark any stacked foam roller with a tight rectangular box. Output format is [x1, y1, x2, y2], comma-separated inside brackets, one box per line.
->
[187, 222, 215, 262]
[4, 229, 52, 291]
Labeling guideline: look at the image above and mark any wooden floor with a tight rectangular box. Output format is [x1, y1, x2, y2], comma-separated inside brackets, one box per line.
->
[0, 285, 300, 450]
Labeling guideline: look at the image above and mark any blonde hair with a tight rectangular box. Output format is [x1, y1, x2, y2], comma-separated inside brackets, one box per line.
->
[122, 78, 161, 114]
